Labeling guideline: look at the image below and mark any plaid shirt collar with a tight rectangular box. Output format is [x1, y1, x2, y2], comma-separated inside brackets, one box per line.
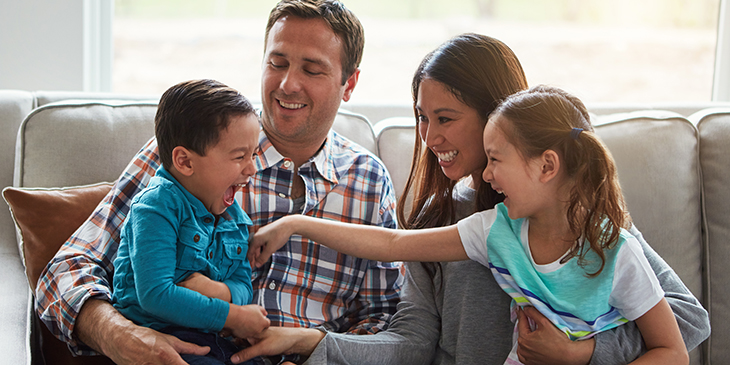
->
[256, 128, 340, 186]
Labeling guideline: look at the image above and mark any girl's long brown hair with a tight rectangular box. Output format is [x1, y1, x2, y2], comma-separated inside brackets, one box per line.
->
[398, 33, 528, 230]
[492, 85, 632, 276]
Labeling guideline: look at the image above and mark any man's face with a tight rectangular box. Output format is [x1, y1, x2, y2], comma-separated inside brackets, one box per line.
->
[261, 16, 359, 148]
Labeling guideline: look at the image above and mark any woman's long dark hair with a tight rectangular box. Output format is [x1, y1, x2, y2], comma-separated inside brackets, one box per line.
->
[396, 33, 528, 286]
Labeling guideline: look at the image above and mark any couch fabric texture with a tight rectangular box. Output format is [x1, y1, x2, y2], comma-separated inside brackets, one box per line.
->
[1, 90, 728, 364]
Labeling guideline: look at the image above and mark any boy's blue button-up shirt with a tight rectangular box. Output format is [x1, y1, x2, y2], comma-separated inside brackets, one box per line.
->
[112, 166, 253, 332]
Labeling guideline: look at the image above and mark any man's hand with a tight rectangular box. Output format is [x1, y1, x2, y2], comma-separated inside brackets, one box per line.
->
[516, 306, 595, 365]
[76, 299, 210, 365]
[177, 272, 232, 302]
[224, 304, 271, 339]
[103, 324, 210, 365]
[230, 327, 325, 364]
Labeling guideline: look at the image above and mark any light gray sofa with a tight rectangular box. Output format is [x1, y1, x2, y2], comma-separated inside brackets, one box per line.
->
[1, 90, 729, 364]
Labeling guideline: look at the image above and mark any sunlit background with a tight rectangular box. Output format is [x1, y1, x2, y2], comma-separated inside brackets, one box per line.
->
[113, 0, 720, 105]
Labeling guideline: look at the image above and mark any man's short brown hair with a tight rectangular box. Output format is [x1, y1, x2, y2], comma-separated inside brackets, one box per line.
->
[265, 0, 364, 85]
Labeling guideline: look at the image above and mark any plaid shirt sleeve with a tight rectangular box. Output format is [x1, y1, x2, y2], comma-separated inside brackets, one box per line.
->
[35, 137, 160, 355]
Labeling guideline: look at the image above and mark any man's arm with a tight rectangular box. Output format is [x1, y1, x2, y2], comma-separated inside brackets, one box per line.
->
[35, 139, 178, 355]
[76, 299, 209, 364]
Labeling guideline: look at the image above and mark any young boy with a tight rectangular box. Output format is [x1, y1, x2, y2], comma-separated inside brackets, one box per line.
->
[112, 79, 269, 365]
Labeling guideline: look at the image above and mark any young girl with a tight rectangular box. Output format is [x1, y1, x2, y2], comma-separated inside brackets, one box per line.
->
[248, 85, 688, 364]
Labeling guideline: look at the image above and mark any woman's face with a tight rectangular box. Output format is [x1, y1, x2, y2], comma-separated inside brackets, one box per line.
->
[416, 78, 488, 187]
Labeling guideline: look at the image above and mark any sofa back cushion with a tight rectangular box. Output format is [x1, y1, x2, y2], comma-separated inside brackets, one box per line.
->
[374, 117, 417, 201]
[595, 112, 704, 364]
[1, 90, 35, 254]
[16, 100, 159, 188]
[692, 108, 730, 364]
[32, 91, 158, 108]
[593, 112, 703, 299]
[332, 109, 377, 154]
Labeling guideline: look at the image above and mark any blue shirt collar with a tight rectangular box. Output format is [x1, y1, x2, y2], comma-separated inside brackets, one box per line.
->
[155, 166, 252, 227]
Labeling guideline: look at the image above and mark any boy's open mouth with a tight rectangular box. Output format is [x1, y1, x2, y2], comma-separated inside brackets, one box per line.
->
[223, 184, 247, 207]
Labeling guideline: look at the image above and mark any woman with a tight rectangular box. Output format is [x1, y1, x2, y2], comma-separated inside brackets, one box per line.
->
[232, 33, 709, 365]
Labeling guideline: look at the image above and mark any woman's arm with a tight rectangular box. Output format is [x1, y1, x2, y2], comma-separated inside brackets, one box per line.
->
[588, 226, 709, 365]
[231, 262, 441, 365]
[516, 225, 709, 365]
[248, 215, 468, 266]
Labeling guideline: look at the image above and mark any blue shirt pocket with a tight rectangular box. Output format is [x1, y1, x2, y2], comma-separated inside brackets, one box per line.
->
[177, 224, 209, 271]
[222, 241, 247, 277]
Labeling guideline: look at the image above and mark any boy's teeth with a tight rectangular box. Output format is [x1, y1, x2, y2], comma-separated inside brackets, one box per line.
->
[279, 101, 305, 109]
[437, 150, 458, 162]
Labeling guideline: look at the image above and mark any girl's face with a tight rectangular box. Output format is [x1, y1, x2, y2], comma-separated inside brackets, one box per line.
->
[481, 117, 545, 219]
[416, 79, 487, 187]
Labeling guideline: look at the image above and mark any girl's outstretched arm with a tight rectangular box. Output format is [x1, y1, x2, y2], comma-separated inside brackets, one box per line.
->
[247, 215, 468, 267]
[629, 298, 688, 365]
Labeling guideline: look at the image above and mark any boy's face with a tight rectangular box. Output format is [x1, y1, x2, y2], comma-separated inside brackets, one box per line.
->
[187, 113, 259, 215]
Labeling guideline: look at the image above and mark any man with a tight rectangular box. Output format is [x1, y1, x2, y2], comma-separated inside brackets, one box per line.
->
[35, 1, 403, 364]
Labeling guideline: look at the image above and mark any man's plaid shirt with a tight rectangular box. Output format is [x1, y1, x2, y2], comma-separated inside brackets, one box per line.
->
[35, 128, 404, 355]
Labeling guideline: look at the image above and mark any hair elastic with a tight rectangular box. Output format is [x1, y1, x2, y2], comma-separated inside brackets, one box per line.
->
[570, 128, 583, 140]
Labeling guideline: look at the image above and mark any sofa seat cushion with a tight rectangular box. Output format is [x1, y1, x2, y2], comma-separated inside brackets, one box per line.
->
[2, 182, 112, 290]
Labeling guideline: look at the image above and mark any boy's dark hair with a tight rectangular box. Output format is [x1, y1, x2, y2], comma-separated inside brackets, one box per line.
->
[265, 0, 364, 85]
[155, 79, 256, 170]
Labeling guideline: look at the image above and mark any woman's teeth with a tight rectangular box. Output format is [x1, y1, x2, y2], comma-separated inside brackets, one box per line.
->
[279, 100, 305, 109]
[437, 150, 458, 162]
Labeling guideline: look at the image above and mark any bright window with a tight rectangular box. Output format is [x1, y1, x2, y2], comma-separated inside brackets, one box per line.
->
[113, 0, 720, 104]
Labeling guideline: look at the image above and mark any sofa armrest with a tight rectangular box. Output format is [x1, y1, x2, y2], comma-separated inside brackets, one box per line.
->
[0, 248, 31, 365]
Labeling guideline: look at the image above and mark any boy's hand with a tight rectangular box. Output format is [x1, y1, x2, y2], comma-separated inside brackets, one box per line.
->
[225, 304, 271, 339]
[248, 216, 296, 268]
[177, 272, 232, 302]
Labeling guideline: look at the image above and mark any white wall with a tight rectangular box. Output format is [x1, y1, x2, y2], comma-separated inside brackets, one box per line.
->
[0, 0, 112, 92]
[714, 0, 730, 101]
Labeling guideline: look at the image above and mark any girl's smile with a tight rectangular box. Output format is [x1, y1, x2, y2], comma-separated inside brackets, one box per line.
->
[482, 117, 545, 220]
